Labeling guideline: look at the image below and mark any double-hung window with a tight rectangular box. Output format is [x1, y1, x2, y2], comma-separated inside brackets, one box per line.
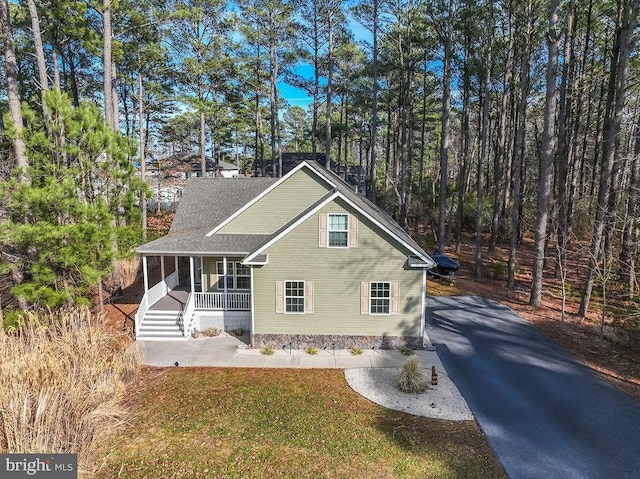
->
[216, 262, 250, 290]
[362, 281, 398, 315]
[370, 282, 391, 314]
[328, 213, 348, 247]
[285, 280, 305, 313]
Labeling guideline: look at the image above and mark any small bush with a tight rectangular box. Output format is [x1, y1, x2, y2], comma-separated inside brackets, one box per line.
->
[350, 347, 363, 356]
[234, 327, 246, 336]
[201, 327, 221, 337]
[397, 356, 428, 393]
[400, 346, 415, 356]
[491, 259, 506, 280]
[261, 346, 275, 355]
[305, 346, 319, 355]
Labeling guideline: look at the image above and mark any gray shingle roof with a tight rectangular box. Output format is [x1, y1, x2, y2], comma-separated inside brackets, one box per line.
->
[137, 228, 271, 255]
[169, 177, 277, 233]
[138, 161, 431, 266]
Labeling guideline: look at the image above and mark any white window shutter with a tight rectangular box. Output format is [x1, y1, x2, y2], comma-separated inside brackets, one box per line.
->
[349, 214, 358, 247]
[319, 213, 327, 247]
[275, 281, 284, 313]
[390, 282, 400, 315]
[361, 282, 369, 314]
[305, 282, 314, 313]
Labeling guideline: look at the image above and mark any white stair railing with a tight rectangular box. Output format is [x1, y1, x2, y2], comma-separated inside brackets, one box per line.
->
[134, 291, 149, 337]
[181, 293, 196, 338]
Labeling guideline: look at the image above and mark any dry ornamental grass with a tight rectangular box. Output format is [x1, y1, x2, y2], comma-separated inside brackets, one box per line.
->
[0, 308, 141, 477]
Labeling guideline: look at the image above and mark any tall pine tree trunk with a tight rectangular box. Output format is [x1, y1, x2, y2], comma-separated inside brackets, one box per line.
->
[507, 0, 533, 288]
[369, 0, 379, 204]
[1, 0, 28, 180]
[437, 0, 453, 252]
[530, 0, 560, 306]
[475, 0, 492, 279]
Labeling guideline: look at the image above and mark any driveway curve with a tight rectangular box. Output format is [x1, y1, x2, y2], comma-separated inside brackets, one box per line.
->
[426, 295, 640, 479]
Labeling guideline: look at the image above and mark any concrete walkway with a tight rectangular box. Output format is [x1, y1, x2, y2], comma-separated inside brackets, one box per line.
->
[138, 334, 445, 370]
[426, 295, 640, 479]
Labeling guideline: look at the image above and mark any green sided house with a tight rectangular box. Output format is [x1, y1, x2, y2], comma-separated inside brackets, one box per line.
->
[135, 160, 435, 349]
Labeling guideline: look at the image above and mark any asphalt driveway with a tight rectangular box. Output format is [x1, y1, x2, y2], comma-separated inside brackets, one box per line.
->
[426, 295, 640, 479]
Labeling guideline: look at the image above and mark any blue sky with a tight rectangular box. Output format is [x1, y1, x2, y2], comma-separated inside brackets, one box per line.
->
[278, 15, 372, 112]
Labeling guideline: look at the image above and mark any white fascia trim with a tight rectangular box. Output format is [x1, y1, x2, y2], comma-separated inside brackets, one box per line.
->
[244, 190, 433, 265]
[242, 257, 268, 266]
[205, 161, 338, 237]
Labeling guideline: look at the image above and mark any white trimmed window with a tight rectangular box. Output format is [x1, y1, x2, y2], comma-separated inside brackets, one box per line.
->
[275, 281, 314, 314]
[370, 282, 390, 314]
[285, 280, 305, 313]
[216, 262, 250, 290]
[319, 213, 358, 248]
[328, 214, 348, 247]
[361, 281, 399, 315]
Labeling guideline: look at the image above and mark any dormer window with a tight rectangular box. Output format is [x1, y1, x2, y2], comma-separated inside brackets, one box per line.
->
[328, 214, 348, 247]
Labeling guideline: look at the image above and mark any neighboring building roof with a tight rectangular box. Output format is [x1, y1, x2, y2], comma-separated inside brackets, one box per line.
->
[217, 160, 240, 170]
[138, 161, 433, 269]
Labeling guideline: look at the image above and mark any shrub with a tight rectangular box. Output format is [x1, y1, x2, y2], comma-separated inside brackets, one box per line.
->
[400, 346, 415, 356]
[397, 356, 428, 393]
[491, 259, 507, 280]
[234, 327, 246, 336]
[0, 308, 141, 474]
[201, 327, 221, 337]
[305, 346, 319, 355]
[350, 347, 363, 356]
[260, 346, 275, 355]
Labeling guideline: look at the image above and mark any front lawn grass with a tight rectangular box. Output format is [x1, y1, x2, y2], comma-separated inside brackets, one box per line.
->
[98, 368, 505, 479]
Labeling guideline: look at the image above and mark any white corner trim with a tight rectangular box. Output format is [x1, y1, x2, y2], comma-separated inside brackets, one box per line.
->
[205, 161, 337, 237]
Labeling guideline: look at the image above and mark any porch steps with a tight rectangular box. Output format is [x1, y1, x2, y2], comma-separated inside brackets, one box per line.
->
[138, 310, 186, 340]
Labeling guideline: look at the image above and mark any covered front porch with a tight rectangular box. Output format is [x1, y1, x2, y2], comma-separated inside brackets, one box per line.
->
[135, 255, 253, 340]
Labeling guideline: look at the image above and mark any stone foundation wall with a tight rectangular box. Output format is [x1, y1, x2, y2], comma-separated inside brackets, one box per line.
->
[251, 333, 424, 350]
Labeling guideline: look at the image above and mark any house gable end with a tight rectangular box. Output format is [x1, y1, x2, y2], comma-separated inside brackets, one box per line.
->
[216, 166, 333, 235]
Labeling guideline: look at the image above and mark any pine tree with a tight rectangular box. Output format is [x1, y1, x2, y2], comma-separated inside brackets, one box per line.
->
[0, 91, 146, 310]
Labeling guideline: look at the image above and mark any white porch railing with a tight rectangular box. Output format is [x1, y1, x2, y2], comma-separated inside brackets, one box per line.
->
[194, 292, 251, 311]
[181, 293, 196, 338]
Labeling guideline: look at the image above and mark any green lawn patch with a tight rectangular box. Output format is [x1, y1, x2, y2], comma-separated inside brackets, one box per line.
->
[98, 368, 505, 479]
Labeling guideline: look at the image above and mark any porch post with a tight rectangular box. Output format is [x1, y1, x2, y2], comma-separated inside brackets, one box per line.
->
[250, 265, 255, 337]
[189, 256, 195, 293]
[420, 268, 427, 347]
[174, 256, 179, 284]
[160, 255, 166, 294]
[223, 256, 228, 311]
[142, 255, 149, 307]
[200, 256, 204, 292]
